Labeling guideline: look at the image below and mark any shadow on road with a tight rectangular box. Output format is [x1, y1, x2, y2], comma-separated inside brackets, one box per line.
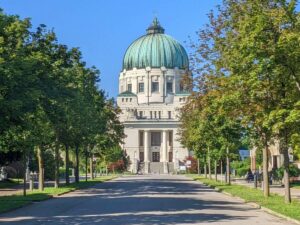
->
[0, 175, 257, 225]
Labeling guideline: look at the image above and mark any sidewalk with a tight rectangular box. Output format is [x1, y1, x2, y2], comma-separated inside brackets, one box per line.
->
[210, 174, 300, 201]
[0, 176, 90, 197]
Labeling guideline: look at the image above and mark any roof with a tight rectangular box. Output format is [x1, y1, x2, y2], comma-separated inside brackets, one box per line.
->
[118, 91, 137, 97]
[122, 18, 189, 71]
[175, 91, 191, 96]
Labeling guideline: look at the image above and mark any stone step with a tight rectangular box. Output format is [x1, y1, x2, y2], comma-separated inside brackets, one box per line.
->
[137, 162, 175, 174]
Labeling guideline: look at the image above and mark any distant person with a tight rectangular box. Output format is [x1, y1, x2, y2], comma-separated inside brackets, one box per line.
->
[246, 169, 254, 182]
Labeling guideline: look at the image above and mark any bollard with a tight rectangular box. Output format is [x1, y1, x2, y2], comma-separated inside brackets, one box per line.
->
[29, 173, 34, 191]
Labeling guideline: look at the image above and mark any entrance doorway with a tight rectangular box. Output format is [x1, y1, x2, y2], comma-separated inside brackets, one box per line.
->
[152, 152, 160, 162]
[168, 152, 173, 162]
[139, 152, 144, 162]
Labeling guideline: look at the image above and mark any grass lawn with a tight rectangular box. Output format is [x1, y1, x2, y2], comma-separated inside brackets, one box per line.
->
[0, 175, 117, 214]
[190, 175, 300, 222]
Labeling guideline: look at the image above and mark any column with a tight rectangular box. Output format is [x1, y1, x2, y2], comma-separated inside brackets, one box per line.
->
[144, 130, 150, 174]
[135, 77, 138, 93]
[162, 130, 168, 173]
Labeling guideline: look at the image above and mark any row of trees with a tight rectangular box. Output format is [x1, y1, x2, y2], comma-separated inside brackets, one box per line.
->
[0, 10, 124, 195]
[180, 0, 300, 203]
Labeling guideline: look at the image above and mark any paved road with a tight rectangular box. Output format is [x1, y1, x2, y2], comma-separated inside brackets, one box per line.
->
[0, 175, 295, 225]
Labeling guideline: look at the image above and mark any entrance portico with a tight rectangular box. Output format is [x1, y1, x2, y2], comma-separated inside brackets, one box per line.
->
[141, 129, 172, 174]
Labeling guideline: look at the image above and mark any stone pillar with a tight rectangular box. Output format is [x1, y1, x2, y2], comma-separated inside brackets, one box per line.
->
[162, 130, 168, 174]
[146, 67, 151, 104]
[144, 130, 150, 174]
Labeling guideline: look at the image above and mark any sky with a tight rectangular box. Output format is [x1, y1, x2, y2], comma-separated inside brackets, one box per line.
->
[1, 0, 221, 98]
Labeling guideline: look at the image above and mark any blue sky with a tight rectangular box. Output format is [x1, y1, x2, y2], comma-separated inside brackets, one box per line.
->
[1, 0, 221, 98]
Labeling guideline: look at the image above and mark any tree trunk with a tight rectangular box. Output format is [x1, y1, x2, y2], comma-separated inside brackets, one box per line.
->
[37, 146, 44, 191]
[283, 152, 291, 203]
[262, 140, 270, 197]
[75, 144, 80, 183]
[90, 154, 94, 180]
[54, 139, 60, 188]
[282, 136, 291, 203]
[226, 147, 231, 185]
[197, 158, 200, 176]
[220, 160, 223, 183]
[215, 160, 217, 181]
[65, 144, 70, 185]
[23, 152, 27, 196]
[204, 163, 207, 178]
[208, 148, 212, 180]
[85, 145, 88, 182]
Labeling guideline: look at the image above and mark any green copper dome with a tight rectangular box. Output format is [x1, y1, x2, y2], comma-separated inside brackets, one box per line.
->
[123, 18, 189, 70]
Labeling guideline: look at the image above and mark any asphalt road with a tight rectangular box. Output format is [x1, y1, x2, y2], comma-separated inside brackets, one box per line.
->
[0, 175, 295, 225]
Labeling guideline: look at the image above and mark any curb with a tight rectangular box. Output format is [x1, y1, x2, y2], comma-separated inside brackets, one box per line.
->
[260, 206, 300, 225]
[198, 180, 300, 225]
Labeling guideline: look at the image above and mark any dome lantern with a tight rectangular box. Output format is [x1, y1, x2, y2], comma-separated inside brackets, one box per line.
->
[146, 17, 165, 34]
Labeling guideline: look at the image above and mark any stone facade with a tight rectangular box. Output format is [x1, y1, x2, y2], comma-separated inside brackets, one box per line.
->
[117, 19, 190, 173]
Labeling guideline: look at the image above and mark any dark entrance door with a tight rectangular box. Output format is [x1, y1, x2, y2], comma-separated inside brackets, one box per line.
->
[140, 152, 144, 162]
[152, 152, 160, 162]
[168, 152, 173, 162]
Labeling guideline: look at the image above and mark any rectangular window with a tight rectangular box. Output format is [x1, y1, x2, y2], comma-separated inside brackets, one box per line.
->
[168, 111, 171, 119]
[127, 84, 132, 92]
[139, 111, 143, 118]
[179, 83, 184, 92]
[167, 82, 173, 93]
[169, 131, 173, 146]
[154, 111, 157, 118]
[150, 111, 153, 119]
[158, 111, 161, 119]
[151, 132, 161, 146]
[151, 82, 159, 92]
[138, 83, 144, 93]
[139, 131, 144, 147]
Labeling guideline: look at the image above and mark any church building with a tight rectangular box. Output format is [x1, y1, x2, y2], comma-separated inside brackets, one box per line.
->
[117, 18, 191, 174]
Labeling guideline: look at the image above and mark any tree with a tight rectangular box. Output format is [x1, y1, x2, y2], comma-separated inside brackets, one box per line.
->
[185, 0, 300, 202]
[0, 9, 124, 193]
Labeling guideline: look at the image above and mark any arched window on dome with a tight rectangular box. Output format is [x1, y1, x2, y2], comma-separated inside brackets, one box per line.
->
[179, 82, 184, 92]
[127, 84, 132, 92]
[167, 82, 173, 93]
[138, 83, 144, 93]
[151, 81, 159, 93]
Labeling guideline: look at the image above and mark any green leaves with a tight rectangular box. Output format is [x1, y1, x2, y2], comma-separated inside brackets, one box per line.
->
[0, 9, 124, 166]
[181, 0, 300, 163]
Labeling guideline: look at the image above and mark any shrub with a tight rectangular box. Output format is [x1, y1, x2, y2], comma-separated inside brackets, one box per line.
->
[108, 160, 126, 173]
[272, 164, 300, 181]
[59, 168, 73, 178]
[184, 156, 198, 174]
[231, 158, 251, 177]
